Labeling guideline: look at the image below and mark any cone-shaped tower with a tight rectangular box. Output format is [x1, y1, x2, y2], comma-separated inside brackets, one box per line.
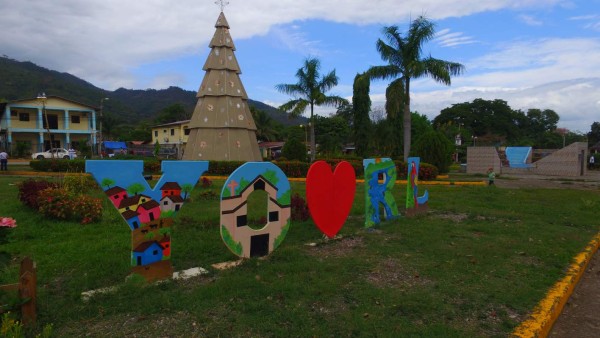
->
[183, 12, 262, 161]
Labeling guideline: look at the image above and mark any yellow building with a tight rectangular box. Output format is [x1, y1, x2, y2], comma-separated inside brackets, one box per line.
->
[0, 96, 97, 154]
[150, 120, 191, 157]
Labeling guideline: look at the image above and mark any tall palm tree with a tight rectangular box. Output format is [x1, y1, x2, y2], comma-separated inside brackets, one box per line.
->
[367, 16, 465, 161]
[276, 57, 349, 161]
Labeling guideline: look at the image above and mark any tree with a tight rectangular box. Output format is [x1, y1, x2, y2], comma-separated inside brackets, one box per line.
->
[352, 73, 372, 158]
[101, 112, 123, 141]
[101, 178, 115, 189]
[588, 122, 600, 146]
[250, 106, 281, 142]
[181, 183, 193, 200]
[385, 79, 405, 158]
[367, 16, 465, 161]
[412, 130, 454, 173]
[127, 183, 145, 196]
[314, 116, 350, 156]
[275, 57, 349, 161]
[281, 135, 307, 162]
[154, 103, 190, 124]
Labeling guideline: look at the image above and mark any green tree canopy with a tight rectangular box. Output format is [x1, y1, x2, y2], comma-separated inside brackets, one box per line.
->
[275, 57, 349, 161]
[352, 73, 372, 158]
[412, 130, 454, 173]
[154, 103, 190, 124]
[367, 16, 465, 161]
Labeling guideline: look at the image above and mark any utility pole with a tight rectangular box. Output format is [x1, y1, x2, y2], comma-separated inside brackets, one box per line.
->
[36, 92, 54, 158]
[97, 97, 109, 156]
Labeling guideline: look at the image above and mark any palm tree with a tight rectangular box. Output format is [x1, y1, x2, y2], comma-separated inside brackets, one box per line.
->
[250, 106, 280, 142]
[275, 58, 349, 161]
[367, 16, 465, 161]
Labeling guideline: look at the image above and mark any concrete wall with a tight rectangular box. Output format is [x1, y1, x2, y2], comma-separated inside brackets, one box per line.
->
[533, 142, 587, 177]
[467, 147, 502, 174]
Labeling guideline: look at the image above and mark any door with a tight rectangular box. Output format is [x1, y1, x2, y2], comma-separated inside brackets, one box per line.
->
[250, 234, 269, 257]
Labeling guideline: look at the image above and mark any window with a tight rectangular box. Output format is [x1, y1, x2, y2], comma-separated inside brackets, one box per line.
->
[10, 110, 17, 117]
[170, 129, 175, 136]
[18, 113, 30, 122]
[154, 131, 158, 137]
[184, 128, 190, 136]
[71, 115, 80, 123]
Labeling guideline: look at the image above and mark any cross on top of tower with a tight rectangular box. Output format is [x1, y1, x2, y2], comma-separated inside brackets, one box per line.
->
[215, 0, 229, 12]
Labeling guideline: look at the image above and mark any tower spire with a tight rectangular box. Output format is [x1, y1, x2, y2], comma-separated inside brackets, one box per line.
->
[215, 0, 229, 12]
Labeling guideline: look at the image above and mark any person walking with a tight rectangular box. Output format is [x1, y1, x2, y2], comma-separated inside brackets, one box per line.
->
[487, 167, 495, 186]
[589, 155, 595, 169]
[0, 150, 8, 171]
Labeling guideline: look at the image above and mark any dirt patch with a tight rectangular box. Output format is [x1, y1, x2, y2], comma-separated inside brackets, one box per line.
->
[305, 236, 365, 259]
[495, 173, 600, 190]
[365, 257, 431, 289]
[55, 311, 203, 337]
[434, 212, 469, 222]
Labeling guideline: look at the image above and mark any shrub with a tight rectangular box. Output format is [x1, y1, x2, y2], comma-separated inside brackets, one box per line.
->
[37, 188, 103, 224]
[17, 179, 58, 209]
[281, 136, 307, 162]
[37, 188, 74, 220]
[30, 159, 86, 172]
[72, 195, 103, 224]
[201, 177, 213, 188]
[412, 130, 454, 173]
[291, 193, 310, 221]
[197, 190, 220, 200]
[62, 175, 97, 194]
[274, 160, 310, 178]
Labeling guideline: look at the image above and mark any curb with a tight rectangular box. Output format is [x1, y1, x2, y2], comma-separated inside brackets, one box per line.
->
[512, 232, 600, 337]
[0, 172, 485, 186]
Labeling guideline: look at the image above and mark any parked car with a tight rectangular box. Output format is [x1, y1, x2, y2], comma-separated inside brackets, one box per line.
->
[31, 148, 77, 160]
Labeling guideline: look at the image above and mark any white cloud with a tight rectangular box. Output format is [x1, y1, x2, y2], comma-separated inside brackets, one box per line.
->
[518, 14, 543, 26]
[568, 13, 600, 31]
[0, 0, 567, 90]
[435, 29, 477, 47]
[410, 78, 600, 132]
[270, 25, 323, 55]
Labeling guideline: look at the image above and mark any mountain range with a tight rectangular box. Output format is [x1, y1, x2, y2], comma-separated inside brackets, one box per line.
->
[0, 56, 304, 126]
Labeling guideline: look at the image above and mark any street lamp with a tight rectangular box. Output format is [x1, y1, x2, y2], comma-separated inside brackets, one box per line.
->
[300, 124, 308, 146]
[97, 97, 109, 156]
[36, 92, 53, 156]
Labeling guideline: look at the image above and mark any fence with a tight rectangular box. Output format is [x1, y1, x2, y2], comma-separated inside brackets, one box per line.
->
[0, 257, 36, 325]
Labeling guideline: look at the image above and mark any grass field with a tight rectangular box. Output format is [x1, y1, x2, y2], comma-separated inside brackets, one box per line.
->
[0, 175, 599, 337]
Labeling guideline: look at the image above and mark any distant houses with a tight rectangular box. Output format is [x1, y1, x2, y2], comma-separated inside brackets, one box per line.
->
[102, 180, 185, 266]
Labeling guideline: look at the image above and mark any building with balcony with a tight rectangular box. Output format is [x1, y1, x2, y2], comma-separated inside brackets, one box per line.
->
[0, 96, 97, 154]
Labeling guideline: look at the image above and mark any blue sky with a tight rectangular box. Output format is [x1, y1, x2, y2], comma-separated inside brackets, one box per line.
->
[1, 0, 599, 132]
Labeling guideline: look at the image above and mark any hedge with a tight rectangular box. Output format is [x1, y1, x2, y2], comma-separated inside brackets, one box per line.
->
[31, 158, 438, 180]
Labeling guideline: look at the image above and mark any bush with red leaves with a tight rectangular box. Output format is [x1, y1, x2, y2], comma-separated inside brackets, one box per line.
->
[291, 193, 310, 221]
[18, 179, 58, 209]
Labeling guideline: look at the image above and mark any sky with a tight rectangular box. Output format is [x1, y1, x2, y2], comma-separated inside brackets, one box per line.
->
[1, 0, 599, 132]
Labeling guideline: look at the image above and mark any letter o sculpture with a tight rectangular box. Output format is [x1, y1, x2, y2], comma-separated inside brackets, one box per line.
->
[220, 162, 291, 258]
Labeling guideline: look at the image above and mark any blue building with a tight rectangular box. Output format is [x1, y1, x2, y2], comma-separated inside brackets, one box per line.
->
[132, 241, 164, 266]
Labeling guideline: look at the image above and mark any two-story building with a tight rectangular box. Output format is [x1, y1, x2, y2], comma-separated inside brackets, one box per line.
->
[0, 96, 97, 154]
[150, 120, 190, 158]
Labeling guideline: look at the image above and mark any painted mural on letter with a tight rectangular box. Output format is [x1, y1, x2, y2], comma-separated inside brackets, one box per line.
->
[363, 158, 400, 227]
[86, 160, 208, 281]
[405, 157, 429, 216]
[220, 162, 291, 258]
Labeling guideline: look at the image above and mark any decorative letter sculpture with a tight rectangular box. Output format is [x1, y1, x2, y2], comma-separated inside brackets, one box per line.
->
[306, 161, 356, 238]
[405, 157, 429, 216]
[220, 162, 291, 258]
[86, 160, 208, 281]
[363, 158, 399, 227]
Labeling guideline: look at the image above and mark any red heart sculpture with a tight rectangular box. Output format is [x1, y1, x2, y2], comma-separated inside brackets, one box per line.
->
[306, 161, 356, 238]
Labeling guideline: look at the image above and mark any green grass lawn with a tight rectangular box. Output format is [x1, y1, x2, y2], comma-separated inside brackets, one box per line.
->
[0, 175, 599, 337]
